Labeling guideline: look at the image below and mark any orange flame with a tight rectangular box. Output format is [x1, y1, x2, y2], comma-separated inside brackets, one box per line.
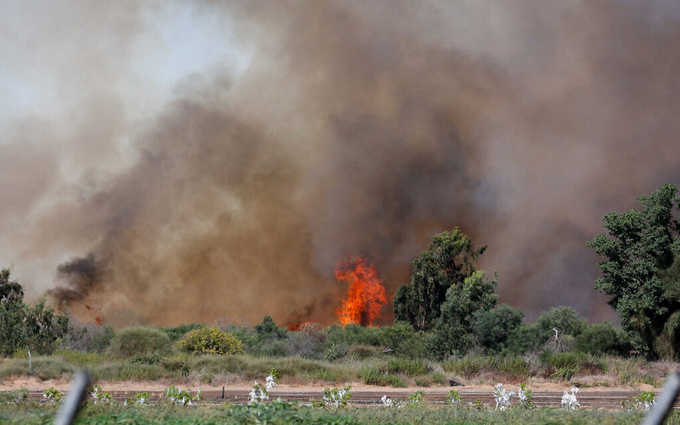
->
[334, 257, 387, 326]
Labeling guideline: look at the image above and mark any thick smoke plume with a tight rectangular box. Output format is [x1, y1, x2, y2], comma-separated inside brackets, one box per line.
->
[2, 1, 680, 325]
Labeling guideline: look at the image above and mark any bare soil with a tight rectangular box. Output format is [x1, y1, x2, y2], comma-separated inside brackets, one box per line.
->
[0, 376, 657, 393]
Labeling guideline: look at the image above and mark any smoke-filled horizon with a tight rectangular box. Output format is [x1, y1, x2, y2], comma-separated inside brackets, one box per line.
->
[1, 1, 679, 326]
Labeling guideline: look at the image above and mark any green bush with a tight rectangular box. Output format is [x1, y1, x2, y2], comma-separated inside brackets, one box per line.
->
[359, 366, 407, 387]
[326, 324, 381, 347]
[348, 345, 380, 360]
[380, 322, 426, 358]
[385, 358, 428, 376]
[472, 304, 524, 353]
[159, 323, 204, 341]
[324, 343, 348, 362]
[577, 322, 631, 355]
[176, 326, 243, 355]
[415, 377, 431, 387]
[536, 306, 587, 340]
[107, 327, 172, 358]
[258, 339, 290, 357]
[505, 323, 544, 355]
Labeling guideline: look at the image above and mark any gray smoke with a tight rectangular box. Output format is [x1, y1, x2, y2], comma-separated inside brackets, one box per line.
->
[2, 1, 680, 325]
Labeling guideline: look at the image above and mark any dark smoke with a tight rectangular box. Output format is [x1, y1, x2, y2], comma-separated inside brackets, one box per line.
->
[2, 1, 680, 325]
[50, 253, 106, 304]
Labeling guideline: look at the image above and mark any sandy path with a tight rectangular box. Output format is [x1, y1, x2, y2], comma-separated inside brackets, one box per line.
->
[0, 377, 657, 393]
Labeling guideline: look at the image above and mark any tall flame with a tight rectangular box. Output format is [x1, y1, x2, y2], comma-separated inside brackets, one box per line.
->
[334, 257, 387, 326]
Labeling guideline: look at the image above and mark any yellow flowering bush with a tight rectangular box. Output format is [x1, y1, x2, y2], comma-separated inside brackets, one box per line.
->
[176, 326, 243, 355]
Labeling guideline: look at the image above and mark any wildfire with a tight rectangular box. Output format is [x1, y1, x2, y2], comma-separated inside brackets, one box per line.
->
[334, 257, 387, 326]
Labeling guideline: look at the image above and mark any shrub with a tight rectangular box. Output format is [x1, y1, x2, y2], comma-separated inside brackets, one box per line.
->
[326, 324, 381, 347]
[258, 339, 290, 357]
[54, 349, 103, 366]
[177, 326, 243, 355]
[324, 343, 348, 362]
[287, 330, 325, 359]
[359, 366, 407, 387]
[159, 323, 204, 341]
[577, 322, 631, 355]
[380, 322, 426, 358]
[386, 358, 428, 376]
[64, 319, 115, 353]
[472, 304, 524, 353]
[348, 345, 379, 360]
[505, 323, 543, 355]
[255, 316, 287, 340]
[415, 377, 431, 387]
[128, 353, 164, 365]
[107, 327, 172, 358]
[536, 306, 587, 340]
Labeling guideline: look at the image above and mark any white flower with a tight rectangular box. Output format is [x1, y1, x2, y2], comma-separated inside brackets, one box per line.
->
[381, 395, 393, 407]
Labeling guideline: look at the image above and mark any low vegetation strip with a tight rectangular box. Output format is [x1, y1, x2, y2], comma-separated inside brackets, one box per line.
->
[4, 388, 668, 409]
[0, 401, 664, 425]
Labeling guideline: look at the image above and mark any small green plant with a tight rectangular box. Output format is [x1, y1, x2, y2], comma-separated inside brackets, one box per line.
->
[472, 399, 487, 410]
[176, 326, 243, 355]
[249, 382, 269, 404]
[322, 385, 351, 407]
[248, 369, 280, 404]
[268, 368, 281, 381]
[165, 386, 203, 406]
[136, 391, 150, 405]
[621, 391, 656, 411]
[415, 377, 432, 387]
[89, 384, 114, 405]
[447, 390, 461, 406]
[552, 365, 580, 380]
[124, 391, 150, 406]
[407, 390, 424, 406]
[324, 342, 348, 361]
[517, 382, 534, 409]
[43, 387, 63, 403]
[0, 388, 29, 404]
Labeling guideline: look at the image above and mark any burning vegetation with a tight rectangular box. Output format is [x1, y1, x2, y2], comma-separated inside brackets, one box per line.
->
[334, 257, 387, 327]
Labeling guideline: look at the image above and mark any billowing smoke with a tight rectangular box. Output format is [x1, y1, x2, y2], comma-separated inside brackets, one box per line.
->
[2, 1, 680, 325]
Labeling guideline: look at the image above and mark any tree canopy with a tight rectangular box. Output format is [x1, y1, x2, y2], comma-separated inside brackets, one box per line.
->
[394, 228, 487, 331]
[587, 183, 680, 358]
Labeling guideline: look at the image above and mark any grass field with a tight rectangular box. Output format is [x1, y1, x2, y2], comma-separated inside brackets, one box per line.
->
[0, 352, 670, 389]
[0, 400, 672, 425]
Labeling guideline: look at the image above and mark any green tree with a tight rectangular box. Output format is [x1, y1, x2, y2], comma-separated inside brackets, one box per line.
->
[255, 315, 287, 340]
[0, 268, 23, 302]
[0, 268, 68, 356]
[394, 228, 487, 330]
[587, 183, 680, 358]
[425, 270, 498, 358]
[24, 298, 69, 355]
[472, 304, 524, 354]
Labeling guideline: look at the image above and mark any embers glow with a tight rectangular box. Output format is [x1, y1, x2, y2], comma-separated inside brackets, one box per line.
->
[334, 257, 387, 326]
